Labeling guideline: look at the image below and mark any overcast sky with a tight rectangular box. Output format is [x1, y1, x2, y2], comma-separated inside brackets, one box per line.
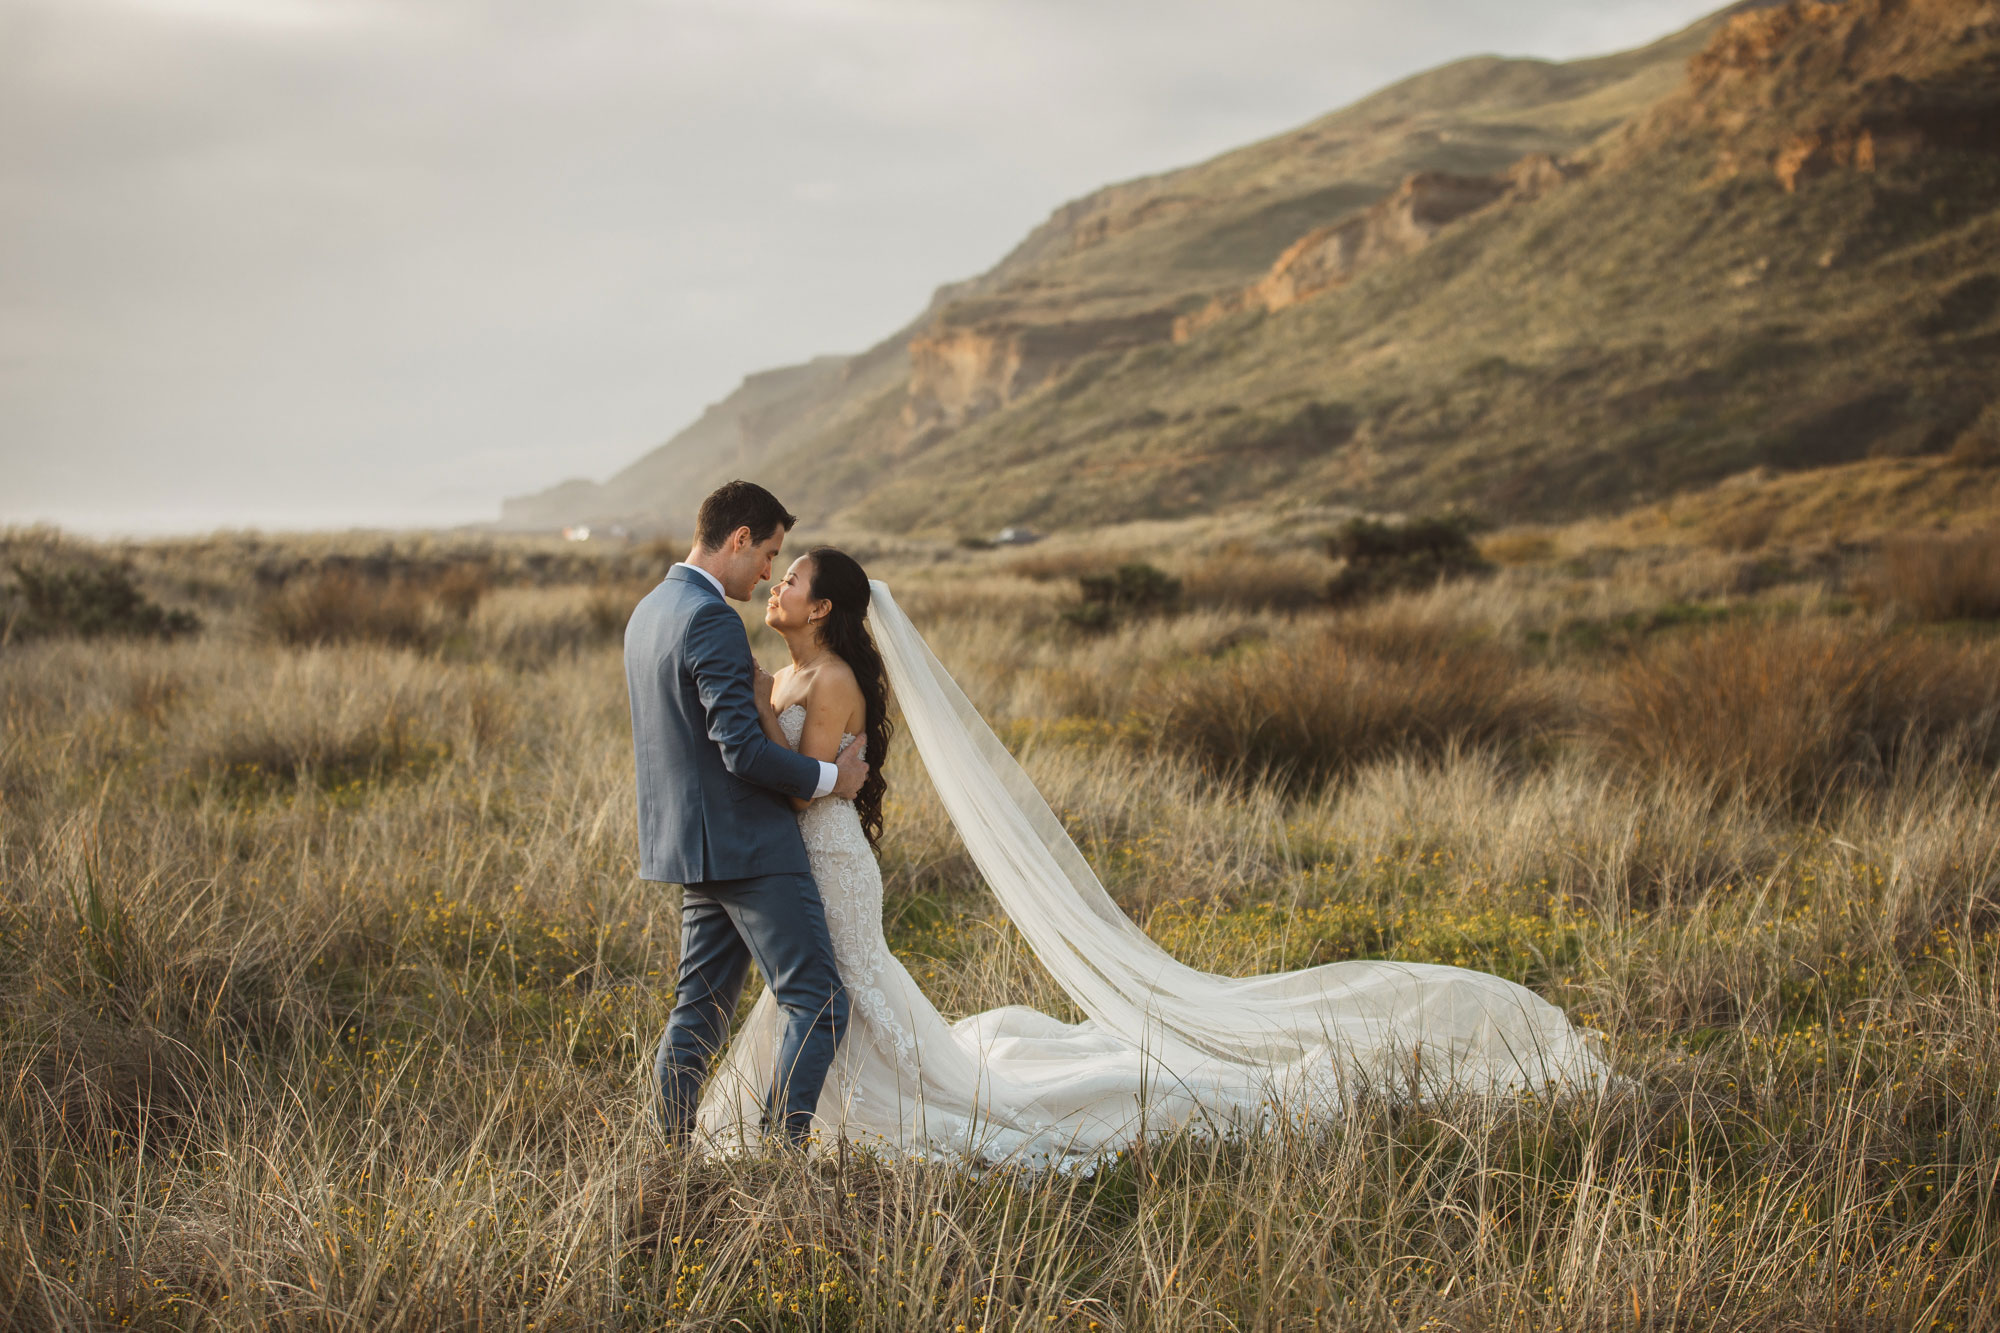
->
[1, 0, 1725, 535]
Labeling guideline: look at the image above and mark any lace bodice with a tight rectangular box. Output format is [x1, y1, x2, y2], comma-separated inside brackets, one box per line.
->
[777, 704, 871, 857]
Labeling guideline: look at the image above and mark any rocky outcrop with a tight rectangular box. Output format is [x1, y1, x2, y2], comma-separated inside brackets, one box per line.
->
[902, 325, 1022, 429]
[1255, 173, 1513, 308]
[1505, 150, 1591, 200]
[1772, 127, 1881, 191]
[1630, 0, 2000, 190]
[902, 310, 1180, 430]
[1683, 1, 1844, 91]
[1173, 162, 1582, 341]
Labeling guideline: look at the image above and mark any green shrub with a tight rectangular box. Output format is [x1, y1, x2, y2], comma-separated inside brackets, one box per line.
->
[1081, 562, 1182, 612]
[1324, 515, 1492, 605]
[1058, 601, 1118, 633]
[2, 561, 200, 643]
[1062, 562, 1182, 631]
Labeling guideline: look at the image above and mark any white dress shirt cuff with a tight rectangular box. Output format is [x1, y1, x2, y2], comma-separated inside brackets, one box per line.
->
[813, 761, 838, 800]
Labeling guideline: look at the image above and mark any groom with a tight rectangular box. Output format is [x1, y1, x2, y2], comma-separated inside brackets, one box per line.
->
[626, 479, 866, 1146]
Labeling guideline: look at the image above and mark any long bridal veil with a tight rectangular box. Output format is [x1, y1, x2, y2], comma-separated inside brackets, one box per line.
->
[862, 580, 1608, 1109]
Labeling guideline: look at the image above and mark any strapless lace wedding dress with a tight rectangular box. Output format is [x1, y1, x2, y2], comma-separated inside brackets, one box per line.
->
[692, 697, 1607, 1169]
[696, 705, 1057, 1161]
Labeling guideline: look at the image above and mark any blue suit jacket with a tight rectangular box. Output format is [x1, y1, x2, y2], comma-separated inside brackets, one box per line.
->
[625, 566, 823, 884]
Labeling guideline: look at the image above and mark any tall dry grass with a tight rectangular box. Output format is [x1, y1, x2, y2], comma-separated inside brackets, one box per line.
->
[1591, 620, 2000, 811]
[257, 568, 485, 650]
[1862, 529, 2000, 622]
[2, 531, 1997, 1329]
[1154, 619, 1557, 788]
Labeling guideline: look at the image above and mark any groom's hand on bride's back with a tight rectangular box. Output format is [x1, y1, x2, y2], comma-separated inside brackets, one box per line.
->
[832, 744, 869, 801]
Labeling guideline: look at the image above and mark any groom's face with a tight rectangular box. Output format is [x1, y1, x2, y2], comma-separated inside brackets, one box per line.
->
[721, 525, 789, 601]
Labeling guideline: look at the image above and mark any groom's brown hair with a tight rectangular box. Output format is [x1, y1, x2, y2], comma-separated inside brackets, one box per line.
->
[695, 480, 796, 551]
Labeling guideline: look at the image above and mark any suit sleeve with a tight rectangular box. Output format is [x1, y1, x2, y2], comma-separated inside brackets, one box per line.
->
[683, 600, 824, 801]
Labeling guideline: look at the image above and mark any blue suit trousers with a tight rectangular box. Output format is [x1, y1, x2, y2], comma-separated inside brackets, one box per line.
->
[655, 871, 848, 1145]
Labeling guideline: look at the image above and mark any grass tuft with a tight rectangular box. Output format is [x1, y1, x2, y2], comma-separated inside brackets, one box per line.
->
[1153, 618, 1554, 788]
[1861, 528, 2000, 621]
[1590, 619, 2000, 809]
[257, 570, 440, 649]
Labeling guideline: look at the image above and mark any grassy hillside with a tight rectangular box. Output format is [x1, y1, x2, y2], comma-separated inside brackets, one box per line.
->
[830, 0, 2000, 534]
[926, 17, 1722, 321]
[506, 0, 1998, 542]
[503, 5, 1749, 533]
[849, 142, 1999, 533]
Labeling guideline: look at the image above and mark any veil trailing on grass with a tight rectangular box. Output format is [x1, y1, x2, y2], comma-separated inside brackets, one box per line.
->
[863, 580, 1608, 1103]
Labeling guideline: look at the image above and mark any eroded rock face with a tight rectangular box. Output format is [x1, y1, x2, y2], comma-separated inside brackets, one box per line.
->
[1506, 151, 1590, 200]
[1774, 127, 1881, 191]
[1684, 1, 1846, 93]
[902, 163, 1571, 423]
[902, 327, 1018, 430]
[1639, 0, 2000, 190]
[1259, 172, 1513, 309]
[902, 310, 1179, 430]
[1174, 166, 1571, 341]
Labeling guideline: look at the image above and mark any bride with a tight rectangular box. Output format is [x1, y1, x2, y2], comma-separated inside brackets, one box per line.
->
[694, 546, 1607, 1166]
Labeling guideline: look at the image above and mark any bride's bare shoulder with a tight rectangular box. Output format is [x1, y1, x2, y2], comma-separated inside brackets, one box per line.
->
[808, 657, 860, 699]
[808, 658, 865, 724]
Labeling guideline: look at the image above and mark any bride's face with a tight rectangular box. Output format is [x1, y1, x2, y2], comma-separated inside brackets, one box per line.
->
[764, 556, 825, 635]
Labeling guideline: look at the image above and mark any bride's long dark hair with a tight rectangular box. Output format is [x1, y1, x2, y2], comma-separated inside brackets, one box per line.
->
[806, 547, 892, 850]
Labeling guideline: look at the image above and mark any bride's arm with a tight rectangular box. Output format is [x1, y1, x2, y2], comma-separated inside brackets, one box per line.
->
[787, 670, 866, 812]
